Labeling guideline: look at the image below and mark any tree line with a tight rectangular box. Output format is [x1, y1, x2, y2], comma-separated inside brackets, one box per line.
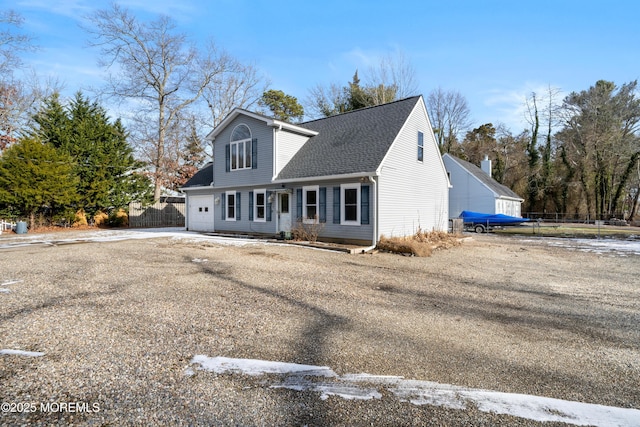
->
[431, 82, 640, 221]
[1, 5, 639, 227]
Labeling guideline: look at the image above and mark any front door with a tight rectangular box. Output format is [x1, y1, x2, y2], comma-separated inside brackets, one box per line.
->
[278, 192, 291, 234]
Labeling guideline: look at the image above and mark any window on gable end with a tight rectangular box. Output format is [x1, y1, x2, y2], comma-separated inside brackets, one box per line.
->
[418, 131, 424, 162]
[229, 124, 252, 171]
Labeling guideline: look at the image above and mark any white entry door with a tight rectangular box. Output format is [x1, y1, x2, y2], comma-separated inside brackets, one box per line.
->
[188, 195, 215, 232]
[278, 192, 291, 233]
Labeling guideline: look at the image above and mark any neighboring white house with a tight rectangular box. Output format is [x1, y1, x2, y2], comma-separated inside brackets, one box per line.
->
[181, 96, 450, 245]
[443, 153, 524, 218]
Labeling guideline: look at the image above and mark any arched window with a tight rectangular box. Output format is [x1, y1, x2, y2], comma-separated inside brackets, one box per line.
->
[229, 124, 252, 170]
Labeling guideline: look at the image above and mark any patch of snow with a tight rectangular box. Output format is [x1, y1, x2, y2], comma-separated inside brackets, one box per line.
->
[523, 237, 640, 256]
[0, 349, 45, 357]
[191, 355, 337, 377]
[0, 228, 278, 250]
[190, 355, 640, 426]
[191, 258, 208, 263]
[0, 288, 10, 293]
[1, 279, 22, 286]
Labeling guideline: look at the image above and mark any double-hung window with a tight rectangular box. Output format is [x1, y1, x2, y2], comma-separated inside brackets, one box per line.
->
[341, 183, 360, 225]
[303, 185, 319, 223]
[226, 191, 236, 221]
[230, 124, 252, 170]
[417, 131, 424, 162]
[254, 189, 266, 222]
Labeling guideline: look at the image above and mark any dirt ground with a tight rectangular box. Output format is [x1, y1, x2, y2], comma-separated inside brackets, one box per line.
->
[0, 231, 638, 426]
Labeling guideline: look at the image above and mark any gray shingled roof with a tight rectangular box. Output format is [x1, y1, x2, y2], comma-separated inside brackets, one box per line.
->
[446, 154, 523, 200]
[276, 96, 421, 180]
[182, 162, 213, 188]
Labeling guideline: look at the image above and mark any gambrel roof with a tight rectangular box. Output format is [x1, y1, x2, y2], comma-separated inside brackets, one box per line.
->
[276, 96, 421, 180]
[443, 153, 523, 200]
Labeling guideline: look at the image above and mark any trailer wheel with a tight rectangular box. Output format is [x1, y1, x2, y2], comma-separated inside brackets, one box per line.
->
[474, 224, 486, 233]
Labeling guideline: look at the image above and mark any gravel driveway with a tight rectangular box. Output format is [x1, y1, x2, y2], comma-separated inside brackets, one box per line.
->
[1, 230, 639, 426]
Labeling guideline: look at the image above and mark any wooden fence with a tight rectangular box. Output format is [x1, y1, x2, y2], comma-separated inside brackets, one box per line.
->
[128, 201, 185, 228]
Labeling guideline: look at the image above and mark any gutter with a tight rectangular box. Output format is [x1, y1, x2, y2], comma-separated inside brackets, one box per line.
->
[274, 171, 377, 185]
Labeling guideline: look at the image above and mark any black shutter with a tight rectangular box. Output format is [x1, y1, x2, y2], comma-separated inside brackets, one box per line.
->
[296, 188, 302, 221]
[319, 187, 326, 223]
[225, 144, 230, 172]
[221, 194, 226, 220]
[249, 191, 254, 221]
[251, 138, 258, 169]
[333, 187, 340, 224]
[361, 185, 370, 225]
[266, 191, 272, 221]
[236, 192, 241, 220]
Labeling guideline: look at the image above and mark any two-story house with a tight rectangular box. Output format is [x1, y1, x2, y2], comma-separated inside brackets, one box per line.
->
[181, 96, 450, 246]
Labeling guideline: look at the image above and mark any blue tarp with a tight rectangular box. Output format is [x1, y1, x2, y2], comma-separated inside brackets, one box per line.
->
[459, 211, 530, 226]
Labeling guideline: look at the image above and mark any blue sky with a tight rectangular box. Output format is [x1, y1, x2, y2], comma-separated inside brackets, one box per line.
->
[7, 0, 640, 133]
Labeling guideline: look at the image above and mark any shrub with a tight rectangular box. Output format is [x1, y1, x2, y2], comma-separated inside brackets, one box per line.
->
[109, 208, 128, 227]
[377, 229, 461, 257]
[73, 209, 88, 227]
[291, 216, 324, 242]
[94, 211, 109, 227]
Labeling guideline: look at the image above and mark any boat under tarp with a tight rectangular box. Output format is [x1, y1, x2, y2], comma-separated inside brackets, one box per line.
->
[459, 211, 530, 226]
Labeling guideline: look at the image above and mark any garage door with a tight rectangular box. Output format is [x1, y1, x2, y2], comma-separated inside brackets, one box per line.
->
[187, 195, 215, 232]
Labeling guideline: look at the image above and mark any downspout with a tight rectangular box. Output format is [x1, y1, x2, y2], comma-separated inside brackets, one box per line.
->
[359, 175, 378, 253]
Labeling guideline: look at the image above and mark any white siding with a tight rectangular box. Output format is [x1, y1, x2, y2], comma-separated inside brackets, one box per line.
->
[275, 129, 310, 178]
[377, 99, 449, 237]
[446, 157, 496, 216]
[444, 155, 524, 218]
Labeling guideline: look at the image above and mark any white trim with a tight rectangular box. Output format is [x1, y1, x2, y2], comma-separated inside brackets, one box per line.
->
[207, 109, 318, 141]
[340, 183, 361, 226]
[275, 171, 377, 184]
[302, 185, 319, 224]
[230, 124, 252, 171]
[225, 191, 236, 221]
[254, 189, 267, 222]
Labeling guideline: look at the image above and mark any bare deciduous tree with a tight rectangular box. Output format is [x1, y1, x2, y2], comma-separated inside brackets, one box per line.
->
[0, 10, 34, 74]
[305, 51, 419, 119]
[201, 51, 267, 129]
[364, 51, 418, 104]
[427, 87, 472, 154]
[85, 4, 254, 200]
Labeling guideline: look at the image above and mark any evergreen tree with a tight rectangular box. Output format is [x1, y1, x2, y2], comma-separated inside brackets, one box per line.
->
[31, 92, 152, 215]
[0, 137, 77, 227]
[259, 89, 304, 122]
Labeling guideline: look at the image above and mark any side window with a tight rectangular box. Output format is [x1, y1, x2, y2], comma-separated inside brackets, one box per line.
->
[418, 131, 424, 162]
[226, 191, 236, 221]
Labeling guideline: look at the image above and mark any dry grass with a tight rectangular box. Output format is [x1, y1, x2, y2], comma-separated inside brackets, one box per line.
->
[377, 229, 462, 257]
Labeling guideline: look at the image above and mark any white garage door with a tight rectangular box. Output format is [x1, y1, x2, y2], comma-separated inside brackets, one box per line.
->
[188, 195, 215, 232]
